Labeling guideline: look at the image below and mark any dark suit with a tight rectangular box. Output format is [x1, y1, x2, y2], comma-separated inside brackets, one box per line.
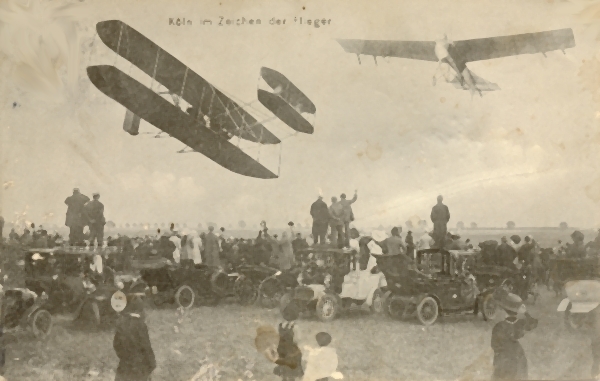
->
[65, 192, 90, 245]
[310, 199, 329, 244]
[430, 203, 450, 249]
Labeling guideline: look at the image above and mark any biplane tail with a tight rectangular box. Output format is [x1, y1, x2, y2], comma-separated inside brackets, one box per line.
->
[123, 110, 141, 135]
[258, 67, 316, 134]
[449, 70, 500, 93]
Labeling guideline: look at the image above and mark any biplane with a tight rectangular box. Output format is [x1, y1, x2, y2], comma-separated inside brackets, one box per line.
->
[337, 29, 576, 97]
[87, 20, 316, 179]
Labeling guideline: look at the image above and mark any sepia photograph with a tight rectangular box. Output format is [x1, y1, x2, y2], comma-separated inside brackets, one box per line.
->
[0, 0, 600, 379]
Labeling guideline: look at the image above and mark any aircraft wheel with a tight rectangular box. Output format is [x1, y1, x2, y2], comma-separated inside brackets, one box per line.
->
[175, 285, 195, 309]
[370, 289, 384, 313]
[482, 294, 497, 321]
[416, 296, 439, 326]
[30, 309, 53, 338]
[315, 294, 340, 322]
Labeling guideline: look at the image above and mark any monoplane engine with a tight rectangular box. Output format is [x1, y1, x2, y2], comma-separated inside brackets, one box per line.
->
[258, 67, 316, 134]
[123, 109, 141, 136]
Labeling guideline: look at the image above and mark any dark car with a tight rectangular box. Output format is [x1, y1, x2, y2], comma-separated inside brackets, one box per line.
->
[380, 248, 488, 326]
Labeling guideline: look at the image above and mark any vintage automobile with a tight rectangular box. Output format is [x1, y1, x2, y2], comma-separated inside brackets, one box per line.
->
[549, 256, 600, 296]
[279, 246, 386, 322]
[209, 262, 281, 306]
[1, 287, 52, 338]
[380, 248, 489, 326]
[557, 279, 600, 331]
[257, 267, 300, 309]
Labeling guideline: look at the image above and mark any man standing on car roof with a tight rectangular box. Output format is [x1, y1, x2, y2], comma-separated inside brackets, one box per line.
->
[430, 195, 450, 249]
[65, 188, 90, 246]
[84, 193, 106, 248]
[310, 194, 330, 245]
[339, 190, 358, 248]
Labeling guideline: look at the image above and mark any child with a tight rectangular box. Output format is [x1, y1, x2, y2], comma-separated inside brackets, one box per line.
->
[273, 302, 303, 381]
[491, 289, 538, 380]
[303, 332, 343, 381]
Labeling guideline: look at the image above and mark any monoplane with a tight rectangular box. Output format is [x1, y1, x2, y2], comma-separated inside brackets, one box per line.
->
[337, 29, 575, 97]
[88, 20, 316, 179]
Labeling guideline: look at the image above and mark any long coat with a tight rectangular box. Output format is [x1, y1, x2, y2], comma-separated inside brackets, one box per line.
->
[491, 314, 538, 380]
[65, 193, 90, 227]
[113, 313, 156, 381]
[204, 232, 221, 267]
[430, 203, 450, 247]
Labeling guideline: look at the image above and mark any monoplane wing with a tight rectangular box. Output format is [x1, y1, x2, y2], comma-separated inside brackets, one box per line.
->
[96, 20, 280, 145]
[336, 39, 437, 62]
[451, 28, 575, 63]
[258, 67, 316, 134]
[87, 65, 277, 179]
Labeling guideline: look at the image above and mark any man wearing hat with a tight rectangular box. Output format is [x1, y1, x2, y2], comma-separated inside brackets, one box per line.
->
[339, 190, 358, 247]
[64, 188, 90, 246]
[491, 289, 538, 380]
[430, 195, 450, 249]
[310, 194, 330, 245]
[84, 193, 106, 248]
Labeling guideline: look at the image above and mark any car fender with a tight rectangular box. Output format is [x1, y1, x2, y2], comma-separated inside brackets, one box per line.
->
[557, 297, 570, 312]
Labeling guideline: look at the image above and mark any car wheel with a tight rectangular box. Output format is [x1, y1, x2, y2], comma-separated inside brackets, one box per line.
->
[370, 289, 384, 313]
[235, 278, 258, 306]
[482, 294, 497, 321]
[279, 292, 293, 315]
[315, 294, 340, 322]
[30, 309, 52, 338]
[416, 296, 439, 326]
[384, 294, 406, 320]
[259, 278, 285, 309]
[175, 285, 195, 309]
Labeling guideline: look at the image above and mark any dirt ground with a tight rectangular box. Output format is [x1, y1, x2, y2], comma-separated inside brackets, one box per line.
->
[2, 286, 595, 381]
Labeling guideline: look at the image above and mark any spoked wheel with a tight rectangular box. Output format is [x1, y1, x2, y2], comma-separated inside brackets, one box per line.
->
[416, 296, 439, 326]
[370, 289, 384, 313]
[259, 278, 285, 309]
[384, 294, 407, 320]
[30, 309, 53, 338]
[175, 285, 195, 309]
[315, 294, 340, 322]
[482, 294, 497, 321]
[235, 278, 258, 306]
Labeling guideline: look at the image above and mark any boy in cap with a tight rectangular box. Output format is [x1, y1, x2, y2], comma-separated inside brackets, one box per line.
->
[273, 302, 303, 381]
[491, 289, 538, 380]
[113, 295, 156, 381]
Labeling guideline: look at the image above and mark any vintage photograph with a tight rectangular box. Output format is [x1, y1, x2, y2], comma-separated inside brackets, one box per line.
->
[0, 0, 600, 379]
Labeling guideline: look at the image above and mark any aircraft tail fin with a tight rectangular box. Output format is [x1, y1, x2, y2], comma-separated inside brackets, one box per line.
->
[450, 71, 500, 92]
[123, 109, 141, 135]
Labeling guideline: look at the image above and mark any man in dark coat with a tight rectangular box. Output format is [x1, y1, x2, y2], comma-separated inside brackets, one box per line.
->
[430, 195, 450, 249]
[495, 237, 517, 268]
[113, 296, 156, 381]
[65, 188, 90, 245]
[310, 195, 330, 245]
[84, 193, 106, 248]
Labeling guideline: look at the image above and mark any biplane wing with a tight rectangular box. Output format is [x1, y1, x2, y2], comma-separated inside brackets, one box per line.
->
[87, 65, 278, 179]
[258, 67, 316, 134]
[451, 29, 575, 64]
[336, 39, 438, 62]
[96, 20, 280, 145]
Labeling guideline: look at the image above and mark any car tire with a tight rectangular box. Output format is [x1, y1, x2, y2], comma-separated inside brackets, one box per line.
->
[235, 278, 258, 306]
[258, 278, 285, 309]
[279, 292, 293, 315]
[175, 285, 195, 309]
[384, 294, 406, 320]
[315, 294, 340, 322]
[482, 293, 497, 321]
[416, 296, 439, 326]
[370, 289, 384, 313]
[30, 309, 52, 338]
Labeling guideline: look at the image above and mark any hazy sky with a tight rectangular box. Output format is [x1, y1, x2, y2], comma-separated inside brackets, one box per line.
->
[1, 0, 599, 230]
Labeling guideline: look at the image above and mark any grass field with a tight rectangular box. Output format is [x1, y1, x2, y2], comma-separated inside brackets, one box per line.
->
[2, 287, 595, 381]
